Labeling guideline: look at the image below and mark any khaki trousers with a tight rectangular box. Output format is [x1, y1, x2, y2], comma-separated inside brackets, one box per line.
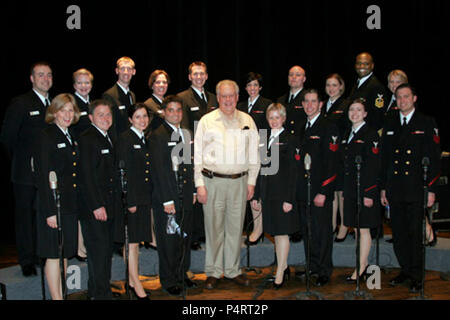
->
[203, 175, 247, 278]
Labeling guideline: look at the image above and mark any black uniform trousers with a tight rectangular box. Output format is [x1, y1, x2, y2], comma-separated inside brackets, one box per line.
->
[299, 201, 333, 278]
[390, 200, 424, 282]
[153, 205, 193, 290]
[79, 195, 115, 300]
[13, 183, 38, 267]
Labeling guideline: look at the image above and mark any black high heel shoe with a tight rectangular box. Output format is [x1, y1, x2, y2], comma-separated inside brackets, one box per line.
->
[128, 284, 151, 300]
[334, 231, 348, 243]
[273, 267, 291, 289]
[426, 228, 437, 247]
[345, 265, 369, 283]
[245, 233, 264, 246]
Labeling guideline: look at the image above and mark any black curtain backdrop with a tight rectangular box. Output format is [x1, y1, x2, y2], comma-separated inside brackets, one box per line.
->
[1, 0, 449, 242]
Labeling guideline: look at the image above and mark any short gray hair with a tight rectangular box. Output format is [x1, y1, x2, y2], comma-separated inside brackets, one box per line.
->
[216, 79, 239, 96]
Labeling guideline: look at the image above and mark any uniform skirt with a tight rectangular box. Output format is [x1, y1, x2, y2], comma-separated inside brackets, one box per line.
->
[343, 197, 381, 228]
[262, 199, 300, 236]
[36, 212, 78, 259]
[114, 204, 152, 243]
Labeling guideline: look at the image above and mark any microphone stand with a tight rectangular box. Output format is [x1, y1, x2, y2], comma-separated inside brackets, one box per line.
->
[344, 156, 372, 300]
[296, 154, 323, 300]
[50, 173, 67, 300]
[173, 157, 186, 300]
[119, 162, 131, 300]
[409, 158, 430, 300]
[244, 207, 262, 275]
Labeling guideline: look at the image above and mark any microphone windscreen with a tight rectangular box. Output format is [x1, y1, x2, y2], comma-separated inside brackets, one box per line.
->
[355, 155, 362, 164]
[422, 157, 430, 166]
[304, 153, 311, 170]
[119, 160, 126, 170]
[49, 171, 58, 190]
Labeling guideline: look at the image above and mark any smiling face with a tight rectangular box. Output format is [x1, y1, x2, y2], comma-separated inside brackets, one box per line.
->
[302, 92, 323, 119]
[163, 101, 183, 127]
[31, 64, 53, 96]
[348, 102, 367, 126]
[325, 77, 343, 100]
[355, 53, 374, 78]
[189, 65, 208, 91]
[267, 109, 286, 130]
[89, 104, 113, 132]
[74, 74, 92, 99]
[54, 102, 75, 130]
[129, 107, 149, 132]
[217, 82, 239, 117]
[288, 66, 306, 91]
[396, 87, 417, 115]
[245, 80, 262, 99]
[152, 74, 168, 98]
[115, 60, 136, 87]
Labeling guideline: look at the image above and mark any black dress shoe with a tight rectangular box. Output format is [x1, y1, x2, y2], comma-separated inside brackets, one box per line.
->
[295, 270, 318, 280]
[273, 267, 291, 290]
[334, 232, 348, 243]
[191, 241, 202, 250]
[183, 278, 197, 288]
[165, 285, 182, 296]
[22, 264, 37, 277]
[389, 273, 409, 286]
[315, 276, 330, 287]
[409, 280, 423, 293]
[129, 285, 151, 300]
[244, 234, 264, 246]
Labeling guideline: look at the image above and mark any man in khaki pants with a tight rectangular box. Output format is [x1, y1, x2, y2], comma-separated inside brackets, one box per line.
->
[194, 80, 260, 289]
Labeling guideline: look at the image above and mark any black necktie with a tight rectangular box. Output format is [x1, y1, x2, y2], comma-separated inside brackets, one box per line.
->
[66, 132, 73, 145]
[45, 98, 50, 107]
[141, 136, 146, 145]
[402, 117, 407, 127]
[127, 92, 133, 105]
[201, 92, 207, 103]
[289, 94, 294, 104]
[305, 121, 311, 131]
[349, 131, 356, 142]
[106, 133, 113, 147]
[248, 103, 253, 113]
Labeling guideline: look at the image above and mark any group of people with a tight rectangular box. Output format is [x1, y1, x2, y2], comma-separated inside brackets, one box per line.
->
[0, 52, 441, 299]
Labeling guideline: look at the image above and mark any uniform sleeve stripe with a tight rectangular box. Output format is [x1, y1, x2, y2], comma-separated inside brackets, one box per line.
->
[364, 185, 377, 193]
[428, 174, 441, 187]
[321, 174, 337, 187]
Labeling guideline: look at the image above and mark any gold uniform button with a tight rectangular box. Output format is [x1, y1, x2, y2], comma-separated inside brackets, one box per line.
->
[72, 152, 76, 156]
[73, 162, 77, 166]
[73, 184, 77, 188]
[291, 121, 295, 124]
[184, 180, 187, 184]
[305, 174, 308, 178]
[146, 162, 150, 165]
[146, 153, 149, 157]
[406, 161, 410, 165]
[72, 173, 76, 177]
[394, 160, 399, 164]
[145, 170, 149, 174]
[291, 130, 295, 134]
[145, 178, 149, 182]
[183, 168, 187, 172]
[394, 171, 398, 175]
[405, 172, 409, 175]
[407, 150, 412, 154]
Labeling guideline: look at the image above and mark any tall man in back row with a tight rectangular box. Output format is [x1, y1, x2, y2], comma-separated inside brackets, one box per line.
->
[194, 80, 260, 290]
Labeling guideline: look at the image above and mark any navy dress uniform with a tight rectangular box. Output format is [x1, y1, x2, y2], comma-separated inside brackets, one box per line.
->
[380, 109, 441, 284]
[254, 129, 300, 236]
[296, 115, 339, 283]
[114, 127, 153, 243]
[237, 96, 272, 131]
[144, 95, 165, 132]
[277, 89, 307, 137]
[78, 125, 118, 300]
[347, 74, 388, 131]
[71, 94, 91, 140]
[103, 84, 136, 141]
[0, 90, 51, 271]
[340, 123, 381, 228]
[149, 122, 195, 291]
[36, 124, 80, 259]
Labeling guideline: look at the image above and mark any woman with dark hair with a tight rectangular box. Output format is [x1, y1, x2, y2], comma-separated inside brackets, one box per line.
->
[37, 93, 80, 300]
[238, 72, 272, 245]
[340, 98, 381, 282]
[115, 103, 153, 299]
[144, 70, 170, 132]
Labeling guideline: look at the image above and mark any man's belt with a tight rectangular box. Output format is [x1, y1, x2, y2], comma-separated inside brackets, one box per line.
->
[202, 168, 247, 179]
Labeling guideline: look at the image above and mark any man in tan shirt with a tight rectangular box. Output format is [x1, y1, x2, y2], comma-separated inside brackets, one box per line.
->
[194, 80, 260, 289]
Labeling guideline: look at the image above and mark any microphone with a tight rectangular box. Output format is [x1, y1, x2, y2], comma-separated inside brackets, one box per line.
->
[304, 153, 311, 171]
[49, 171, 58, 190]
[118, 160, 127, 193]
[355, 155, 362, 165]
[172, 156, 179, 172]
[422, 157, 430, 169]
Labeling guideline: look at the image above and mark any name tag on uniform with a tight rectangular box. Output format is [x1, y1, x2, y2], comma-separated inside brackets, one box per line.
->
[294, 106, 303, 109]
[101, 149, 110, 154]
[57, 143, 66, 149]
[190, 106, 199, 111]
[355, 140, 365, 144]
[29, 110, 40, 116]
[387, 131, 394, 135]
[342, 140, 347, 144]
[412, 131, 424, 135]
[333, 110, 344, 114]
[252, 110, 264, 114]
[157, 110, 163, 114]
[133, 144, 142, 149]
[119, 105, 126, 110]
[168, 142, 177, 146]
[310, 136, 320, 140]
[80, 111, 88, 116]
